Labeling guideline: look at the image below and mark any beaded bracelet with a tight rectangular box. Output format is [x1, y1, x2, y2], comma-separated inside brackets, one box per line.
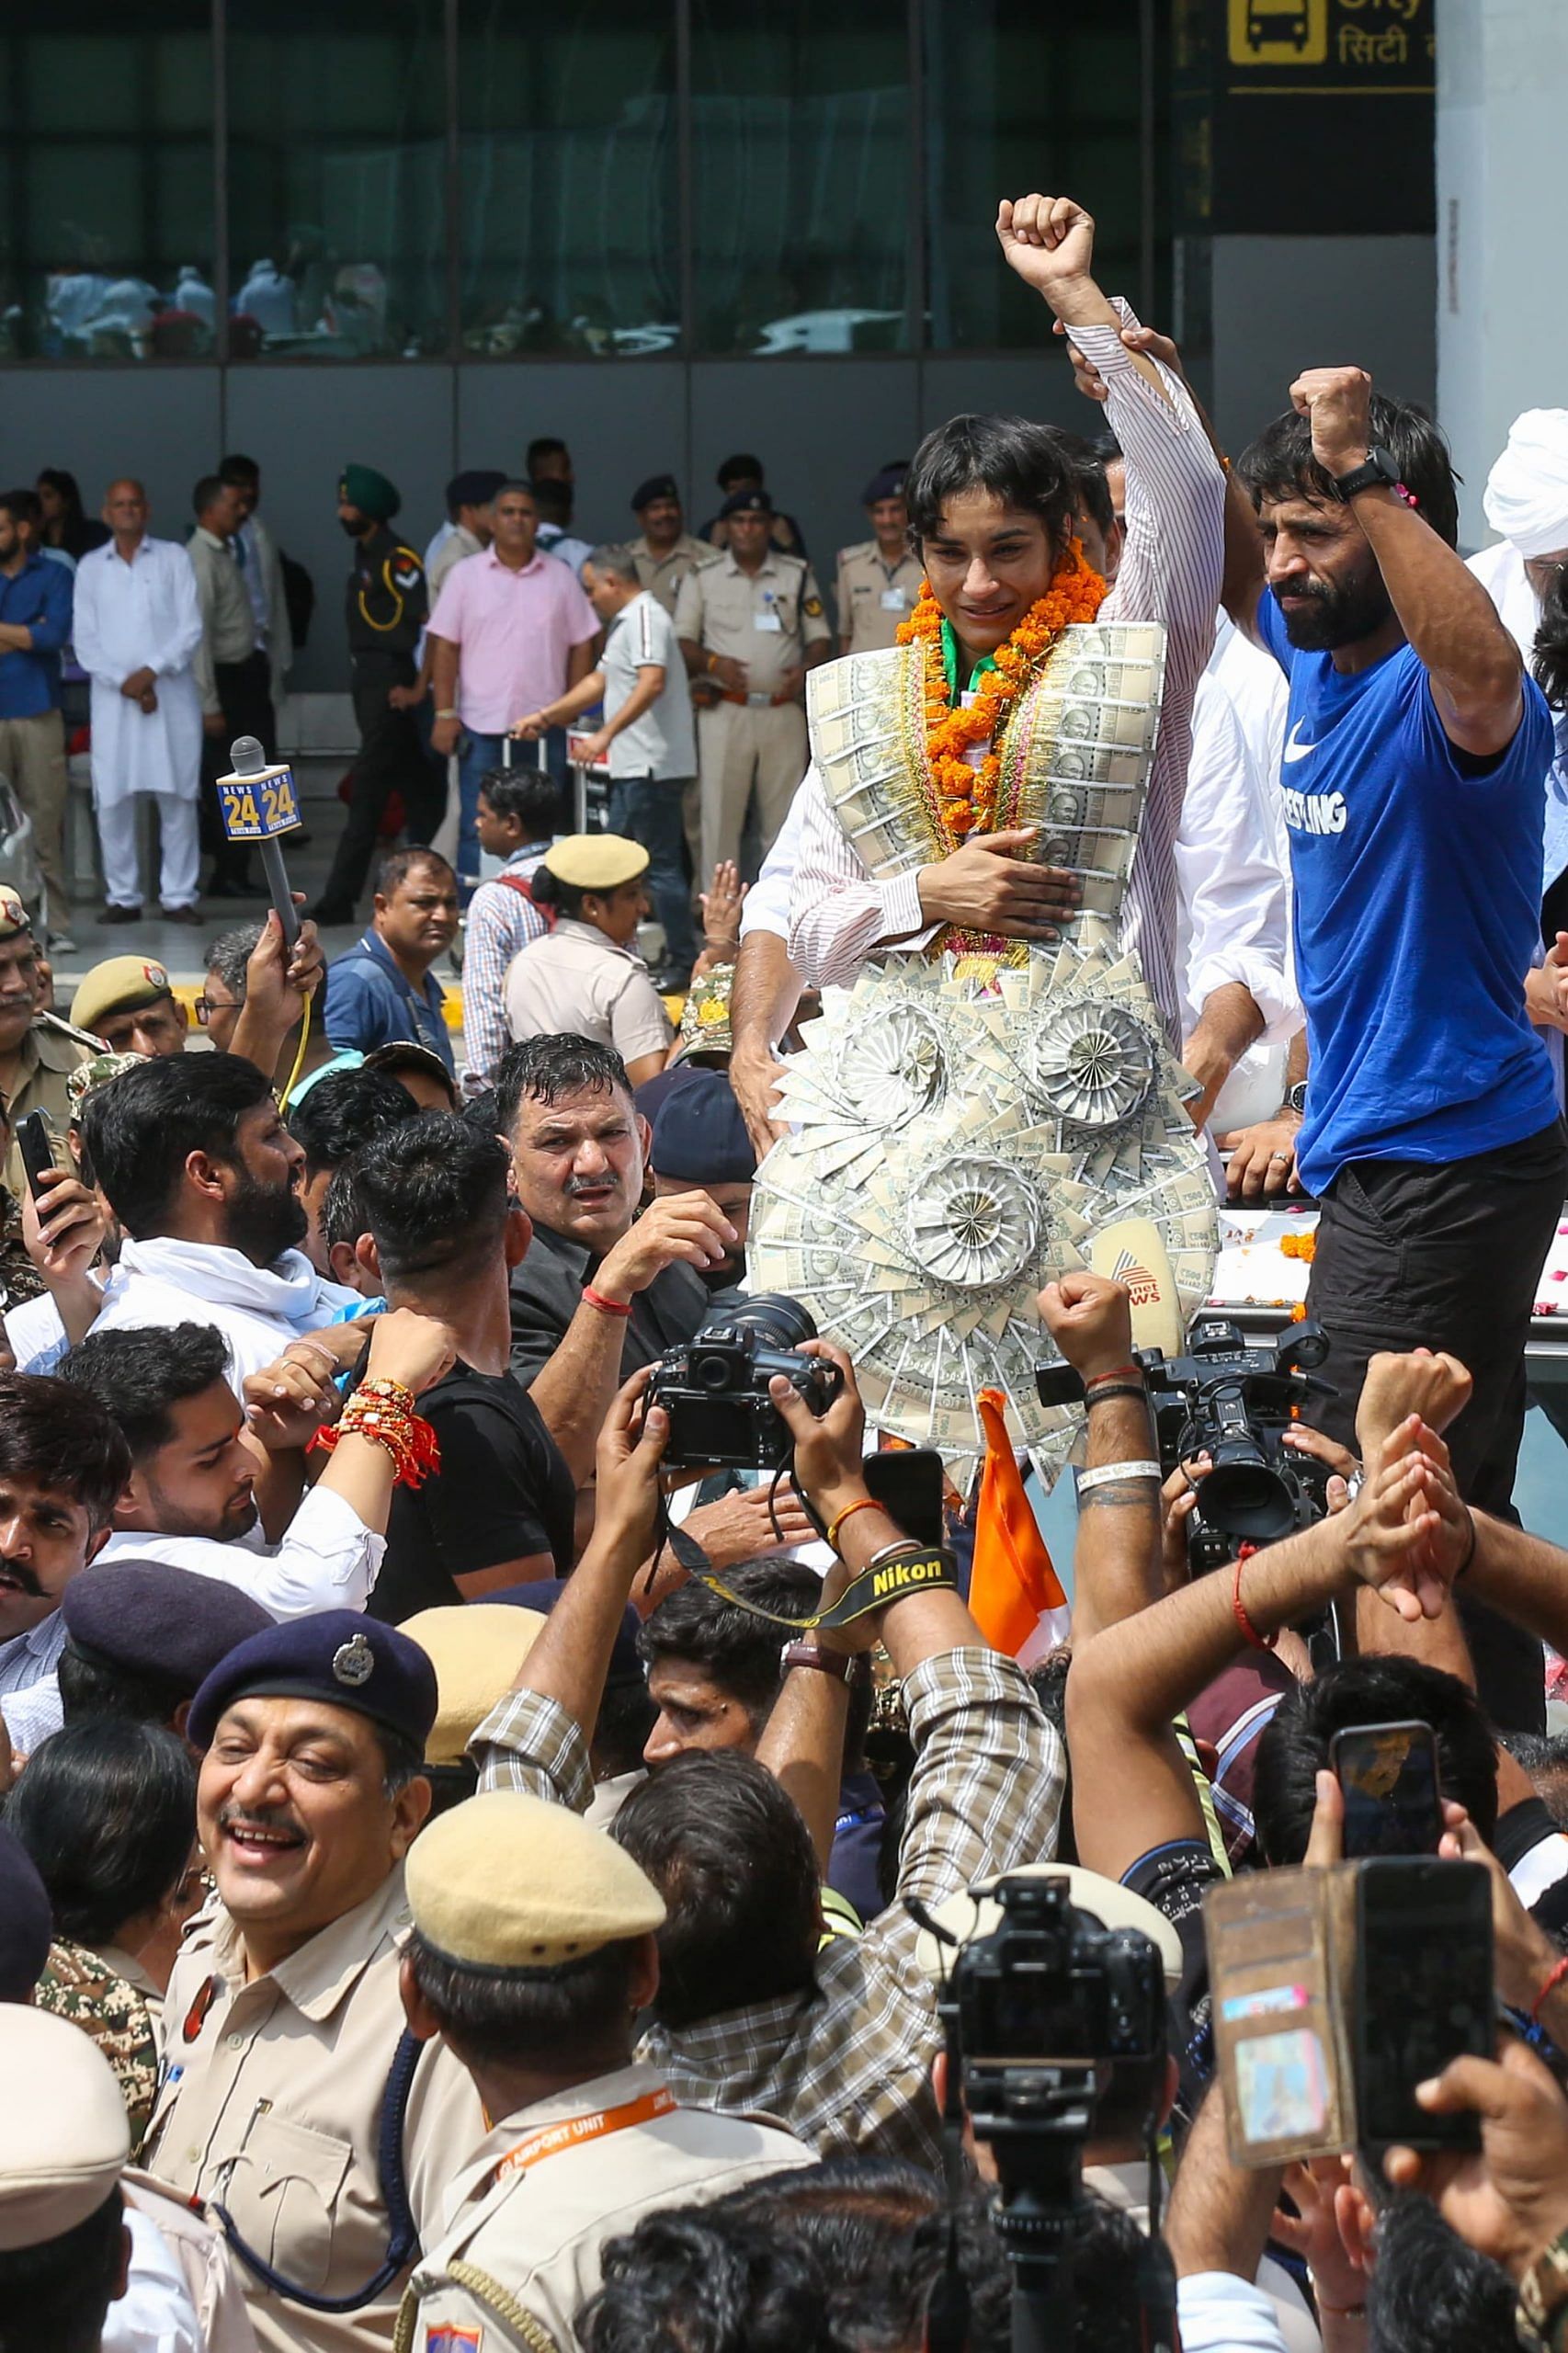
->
[312, 1378, 440, 1490]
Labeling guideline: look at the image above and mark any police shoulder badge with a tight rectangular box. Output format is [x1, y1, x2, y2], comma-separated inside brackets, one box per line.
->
[332, 1633, 375, 1688]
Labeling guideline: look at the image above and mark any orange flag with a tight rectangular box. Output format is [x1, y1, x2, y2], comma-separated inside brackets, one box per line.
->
[969, 1387, 1070, 1664]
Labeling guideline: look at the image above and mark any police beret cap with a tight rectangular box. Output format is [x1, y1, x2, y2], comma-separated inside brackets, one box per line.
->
[407, 1789, 665, 1970]
[401, 1604, 547, 1767]
[543, 833, 650, 892]
[187, 1608, 437, 1751]
[446, 469, 507, 512]
[0, 2007, 129, 2251]
[0, 1825, 52, 2003]
[339, 463, 402, 523]
[70, 957, 176, 1035]
[62, 1561, 271, 1696]
[631, 473, 679, 512]
[861, 462, 910, 506]
[650, 1069, 755, 1186]
[719, 487, 774, 520]
[0, 888, 32, 942]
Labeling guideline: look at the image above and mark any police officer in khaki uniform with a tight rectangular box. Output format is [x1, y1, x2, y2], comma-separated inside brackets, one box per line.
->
[835, 463, 924, 655]
[143, 1606, 484, 2353]
[0, 887, 91, 1198]
[676, 491, 831, 877]
[398, 1789, 812, 2353]
[626, 476, 718, 620]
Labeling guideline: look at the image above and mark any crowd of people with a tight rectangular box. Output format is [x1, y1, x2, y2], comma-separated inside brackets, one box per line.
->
[4, 183, 1568, 2353]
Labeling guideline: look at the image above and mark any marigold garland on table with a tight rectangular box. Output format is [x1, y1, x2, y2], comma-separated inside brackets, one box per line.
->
[897, 540, 1108, 850]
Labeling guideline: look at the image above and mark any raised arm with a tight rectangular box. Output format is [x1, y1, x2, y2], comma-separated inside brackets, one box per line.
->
[1294, 368, 1528, 756]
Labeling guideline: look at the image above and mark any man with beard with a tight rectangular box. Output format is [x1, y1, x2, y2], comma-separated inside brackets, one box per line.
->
[77, 1052, 361, 1381]
[142, 1606, 484, 2353]
[1225, 369, 1565, 1733]
[0, 1371, 130, 1745]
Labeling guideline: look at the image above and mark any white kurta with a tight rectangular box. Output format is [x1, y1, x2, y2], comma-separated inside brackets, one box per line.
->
[72, 535, 203, 805]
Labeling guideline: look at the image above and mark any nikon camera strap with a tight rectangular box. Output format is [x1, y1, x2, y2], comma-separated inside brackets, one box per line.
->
[695, 1542, 958, 1631]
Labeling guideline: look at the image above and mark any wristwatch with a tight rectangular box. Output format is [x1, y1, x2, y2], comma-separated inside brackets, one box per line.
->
[780, 1640, 852, 1683]
[1284, 1081, 1308, 1116]
[1332, 446, 1408, 502]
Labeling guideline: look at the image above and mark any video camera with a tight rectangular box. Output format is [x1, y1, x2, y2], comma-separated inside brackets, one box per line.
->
[1038, 1316, 1338, 1571]
[644, 1292, 842, 1472]
[933, 1874, 1172, 2352]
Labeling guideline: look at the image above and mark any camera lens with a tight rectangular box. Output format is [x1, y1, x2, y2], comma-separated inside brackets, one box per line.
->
[722, 1292, 819, 1351]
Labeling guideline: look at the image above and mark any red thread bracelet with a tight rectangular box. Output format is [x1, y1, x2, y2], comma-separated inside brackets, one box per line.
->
[583, 1286, 632, 1319]
[1233, 1551, 1277, 1654]
[1533, 1955, 1568, 2021]
[1084, 1363, 1142, 1390]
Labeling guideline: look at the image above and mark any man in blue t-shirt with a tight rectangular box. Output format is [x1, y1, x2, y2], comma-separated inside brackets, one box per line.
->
[1227, 367, 1566, 1732]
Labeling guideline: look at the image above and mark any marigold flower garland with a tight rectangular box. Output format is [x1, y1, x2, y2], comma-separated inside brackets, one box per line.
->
[898, 540, 1108, 848]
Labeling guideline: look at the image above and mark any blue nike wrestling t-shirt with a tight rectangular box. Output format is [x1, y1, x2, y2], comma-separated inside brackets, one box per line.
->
[1256, 587, 1556, 1196]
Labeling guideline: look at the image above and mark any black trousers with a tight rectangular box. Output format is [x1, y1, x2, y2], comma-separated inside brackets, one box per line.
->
[317, 654, 445, 917]
[1306, 1117, 1568, 1733]
[199, 649, 276, 885]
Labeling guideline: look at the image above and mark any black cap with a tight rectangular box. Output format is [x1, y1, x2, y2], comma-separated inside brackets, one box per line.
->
[61, 1561, 272, 1698]
[631, 473, 679, 512]
[720, 487, 774, 520]
[861, 462, 909, 506]
[0, 1827, 51, 2003]
[651, 1070, 755, 1185]
[447, 469, 507, 513]
[187, 1610, 438, 1751]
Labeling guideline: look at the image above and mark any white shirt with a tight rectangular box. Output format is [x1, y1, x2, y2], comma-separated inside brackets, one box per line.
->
[88, 1237, 360, 1384]
[2, 1487, 386, 1754]
[72, 536, 204, 806]
[103, 2206, 207, 2353]
[601, 591, 697, 780]
[1468, 538, 1540, 661]
[740, 775, 812, 944]
[1176, 2274, 1292, 2353]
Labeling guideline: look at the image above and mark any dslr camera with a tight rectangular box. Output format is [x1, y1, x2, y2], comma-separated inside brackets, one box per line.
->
[1139, 1318, 1336, 1570]
[1037, 1316, 1337, 1572]
[645, 1292, 842, 1471]
[941, 1874, 1170, 2345]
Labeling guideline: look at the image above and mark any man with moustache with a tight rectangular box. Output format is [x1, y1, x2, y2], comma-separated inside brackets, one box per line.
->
[1226, 369, 1564, 1733]
[0, 1372, 130, 1743]
[142, 1606, 483, 2353]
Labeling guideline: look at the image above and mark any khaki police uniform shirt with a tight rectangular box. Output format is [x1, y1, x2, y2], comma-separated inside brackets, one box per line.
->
[406, 2061, 813, 2352]
[834, 540, 924, 654]
[629, 532, 717, 620]
[145, 1866, 484, 2353]
[2, 1019, 90, 1199]
[674, 551, 831, 699]
[503, 920, 675, 1071]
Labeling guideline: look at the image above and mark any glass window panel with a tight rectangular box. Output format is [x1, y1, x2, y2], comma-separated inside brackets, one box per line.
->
[690, 0, 912, 357]
[226, 0, 446, 361]
[924, 0, 1150, 350]
[457, 1, 678, 357]
[0, 4, 215, 360]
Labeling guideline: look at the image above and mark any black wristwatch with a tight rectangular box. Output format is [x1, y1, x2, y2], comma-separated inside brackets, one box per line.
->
[1333, 446, 1406, 502]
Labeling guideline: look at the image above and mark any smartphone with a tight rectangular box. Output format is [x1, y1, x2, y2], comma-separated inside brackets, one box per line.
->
[862, 1447, 947, 1551]
[1353, 1856, 1492, 2154]
[1331, 1719, 1443, 1858]
[16, 1111, 55, 1202]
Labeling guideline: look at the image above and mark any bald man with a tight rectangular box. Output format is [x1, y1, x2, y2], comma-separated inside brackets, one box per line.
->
[71, 481, 204, 920]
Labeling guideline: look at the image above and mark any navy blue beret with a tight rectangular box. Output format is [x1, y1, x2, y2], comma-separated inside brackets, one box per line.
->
[631, 473, 678, 512]
[0, 1825, 51, 2002]
[187, 1609, 438, 1752]
[861, 461, 909, 506]
[650, 1069, 756, 1186]
[720, 487, 773, 520]
[62, 1562, 271, 1695]
[446, 469, 506, 512]
[487, 1579, 644, 1691]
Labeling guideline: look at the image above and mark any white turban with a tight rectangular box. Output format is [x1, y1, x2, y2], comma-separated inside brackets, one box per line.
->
[1483, 409, 1568, 558]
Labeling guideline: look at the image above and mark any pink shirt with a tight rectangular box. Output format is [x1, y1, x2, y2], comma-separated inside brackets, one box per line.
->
[426, 547, 598, 734]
